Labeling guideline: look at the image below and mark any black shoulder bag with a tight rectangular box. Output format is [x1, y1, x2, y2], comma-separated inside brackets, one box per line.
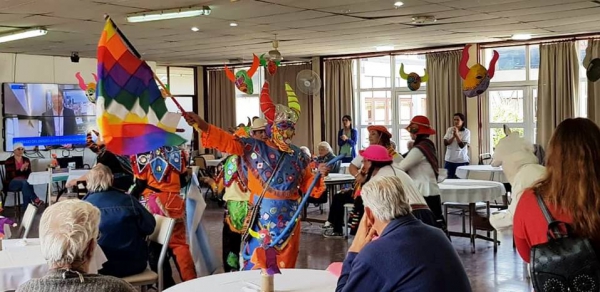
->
[530, 192, 600, 291]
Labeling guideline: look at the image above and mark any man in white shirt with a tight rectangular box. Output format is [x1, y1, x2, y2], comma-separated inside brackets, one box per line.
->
[41, 92, 77, 137]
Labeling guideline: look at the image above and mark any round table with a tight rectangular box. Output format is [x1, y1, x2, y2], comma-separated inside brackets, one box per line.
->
[456, 165, 507, 183]
[0, 238, 106, 291]
[439, 179, 506, 204]
[163, 269, 338, 292]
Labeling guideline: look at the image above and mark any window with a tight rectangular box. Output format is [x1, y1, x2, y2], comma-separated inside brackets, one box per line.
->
[234, 67, 264, 125]
[577, 40, 588, 118]
[354, 55, 427, 152]
[156, 66, 196, 144]
[484, 45, 537, 151]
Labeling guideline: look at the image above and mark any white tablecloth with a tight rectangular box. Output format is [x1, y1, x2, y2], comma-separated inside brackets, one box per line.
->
[164, 269, 338, 292]
[324, 173, 355, 185]
[439, 179, 506, 204]
[0, 238, 107, 291]
[27, 169, 89, 186]
[206, 159, 224, 167]
[456, 165, 507, 183]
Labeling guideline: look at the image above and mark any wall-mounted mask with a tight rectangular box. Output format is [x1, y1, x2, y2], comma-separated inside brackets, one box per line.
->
[459, 45, 499, 97]
[75, 72, 98, 103]
[399, 63, 428, 91]
[225, 54, 260, 94]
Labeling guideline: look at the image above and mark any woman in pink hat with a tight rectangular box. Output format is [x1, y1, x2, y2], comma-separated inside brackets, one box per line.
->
[399, 115, 446, 231]
[324, 145, 437, 238]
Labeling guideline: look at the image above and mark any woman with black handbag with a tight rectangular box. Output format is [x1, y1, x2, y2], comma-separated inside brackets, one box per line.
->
[514, 118, 600, 291]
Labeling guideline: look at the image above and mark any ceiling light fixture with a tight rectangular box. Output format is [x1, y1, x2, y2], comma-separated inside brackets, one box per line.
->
[0, 28, 47, 44]
[127, 6, 211, 23]
[376, 45, 394, 51]
[191, 26, 199, 32]
[411, 15, 437, 24]
[230, 22, 238, 27]
[394, 1, 404, 7]
[511, 34, 532, 40]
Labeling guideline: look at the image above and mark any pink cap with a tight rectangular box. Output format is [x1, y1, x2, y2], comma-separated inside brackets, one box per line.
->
[359, 145, 393, 162]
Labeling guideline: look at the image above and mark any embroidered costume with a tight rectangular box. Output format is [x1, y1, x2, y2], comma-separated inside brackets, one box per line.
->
[198, 82, 326, 270]
[130, 146, 197, 282]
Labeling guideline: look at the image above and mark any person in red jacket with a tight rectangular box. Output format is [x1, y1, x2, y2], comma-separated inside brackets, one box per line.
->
[514, 118, 600, 263]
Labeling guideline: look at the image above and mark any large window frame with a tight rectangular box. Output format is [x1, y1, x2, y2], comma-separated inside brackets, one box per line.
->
[354, 55, 427, 154]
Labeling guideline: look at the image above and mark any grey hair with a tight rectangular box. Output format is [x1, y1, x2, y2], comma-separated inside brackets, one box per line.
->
[361, 176, 411, 222]
[40, 200, 100, 268]
[299, 146, 311, 157]
[86, 164, 113, 192]
[318, 141, 333, 154]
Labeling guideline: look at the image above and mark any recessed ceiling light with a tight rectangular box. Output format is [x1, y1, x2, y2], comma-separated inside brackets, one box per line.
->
[511, 34, 532, 40]
[376, 45, 394, 51]
[230, 22, 238, 27]
[191, 26, 199, 32]
[394, 1, 404, 7]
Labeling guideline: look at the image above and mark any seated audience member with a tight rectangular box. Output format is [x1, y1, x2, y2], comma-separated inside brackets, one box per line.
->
[307, 142, 340, 206]
[17, 200, 136, 292]
[5, 142, 44, 208]
[336, 176, 471, 292]
[83, 164, 156, 277]
[66, 131, 134, 192]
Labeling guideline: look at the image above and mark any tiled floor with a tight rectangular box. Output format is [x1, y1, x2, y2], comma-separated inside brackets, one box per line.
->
[6, 199, 532, 292]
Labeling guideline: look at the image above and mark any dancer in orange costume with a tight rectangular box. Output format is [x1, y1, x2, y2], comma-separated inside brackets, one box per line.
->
[185, 82, 329, 269]
[130, 146, 197, 284]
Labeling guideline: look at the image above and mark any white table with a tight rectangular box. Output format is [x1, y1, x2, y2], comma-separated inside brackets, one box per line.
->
[439, 179, 506, 204]
[456, 165, 507, 183]
[26, 169, 89, 205]
[0, 238, 107, 291]
[163, 269, 338, 292]
[339, 163, 351, 174]
[206, 159, 224, 167]
[324, 173, 355, 185]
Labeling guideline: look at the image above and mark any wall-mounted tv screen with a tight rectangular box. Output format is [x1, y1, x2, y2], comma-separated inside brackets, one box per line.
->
[3, 83, 97, 151]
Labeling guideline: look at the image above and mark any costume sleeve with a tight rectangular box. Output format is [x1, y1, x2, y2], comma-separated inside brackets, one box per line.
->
[200, 124, 244, 156]
[398, 149, 425, 172]
[300, 166, 326, 198]
[336, 252, 384, 292]
[513, 189, 533, 263]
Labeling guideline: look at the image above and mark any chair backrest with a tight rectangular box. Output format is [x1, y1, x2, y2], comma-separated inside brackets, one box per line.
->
[201, 154, 215, 161]
[479, 153, 492, 165]
[150, 215, 175, 292]
[20, 204, 38, 239]
[0, 161, 7, 186]
[194, 156, 207, 170]
[56, 157, 84, 169]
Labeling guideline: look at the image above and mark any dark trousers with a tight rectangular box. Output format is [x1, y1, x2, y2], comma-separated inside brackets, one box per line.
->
[444, 161, 469, 179]
[149, 242, 177, 289]
[222, 213, 242, 272]
[424, 195, 447, 231]
[327, 190, 354, 233]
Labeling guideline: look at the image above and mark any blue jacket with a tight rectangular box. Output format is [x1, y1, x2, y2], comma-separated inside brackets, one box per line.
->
[338, 128, 358, 158]
[83, 189, 156, 277]
[336, 215, 472, 292]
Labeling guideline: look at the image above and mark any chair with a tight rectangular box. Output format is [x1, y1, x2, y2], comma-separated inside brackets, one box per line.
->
[0, 161, 23, 222]
[194, 156, 209, 178]
[201, 154, 216, 161]
[19, 203, 38, 238]
[343, 203, 354, 239]
[443, 202, 487, 235]
[479, 153, 492, 165]
[470, 201, 498, 253]
[122, 215, 175, 292]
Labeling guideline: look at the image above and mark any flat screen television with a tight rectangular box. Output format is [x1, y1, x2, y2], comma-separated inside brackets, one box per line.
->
[2, 83, 97, 151]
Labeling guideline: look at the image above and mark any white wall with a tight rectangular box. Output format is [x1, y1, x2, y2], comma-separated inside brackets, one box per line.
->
[0, 53, 156, 164]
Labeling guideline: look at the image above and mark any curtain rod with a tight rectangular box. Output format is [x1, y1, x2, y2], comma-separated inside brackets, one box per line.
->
[322, 44, 465, 60]
[206, 60, 310, 71]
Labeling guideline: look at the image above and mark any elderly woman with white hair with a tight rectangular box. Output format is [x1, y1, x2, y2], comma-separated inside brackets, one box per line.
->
[82, 164, 155, 278]
[307, 142, 341, 207]
[17, 200, 136, 292]
[336, 176, 471, 292]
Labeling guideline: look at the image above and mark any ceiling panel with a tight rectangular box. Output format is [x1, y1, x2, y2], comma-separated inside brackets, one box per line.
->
[0, 0, 597, 64]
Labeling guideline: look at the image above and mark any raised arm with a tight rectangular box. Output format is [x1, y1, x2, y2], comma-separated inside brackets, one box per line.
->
[185, 112, 244, 156]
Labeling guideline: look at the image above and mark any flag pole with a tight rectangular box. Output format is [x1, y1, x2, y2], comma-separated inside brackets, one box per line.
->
[104, 14, 201, 132]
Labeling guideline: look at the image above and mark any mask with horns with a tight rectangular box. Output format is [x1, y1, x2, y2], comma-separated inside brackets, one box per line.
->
[459, 45, 499, 97]
[225, 54, 260, 94]
[75, 72, 98, 103]
[259, 82, 301, 151]
[399, 63, 428, 91]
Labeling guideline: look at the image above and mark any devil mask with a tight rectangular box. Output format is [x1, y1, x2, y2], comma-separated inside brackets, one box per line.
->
[459, 45, 499, 97]
[399, 63, 428, 91]
[75, 72, 98, 103]
[259, 82, 300, 153]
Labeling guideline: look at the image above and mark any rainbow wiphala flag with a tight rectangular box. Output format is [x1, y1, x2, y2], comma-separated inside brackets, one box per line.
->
[96, 18, 186, 156]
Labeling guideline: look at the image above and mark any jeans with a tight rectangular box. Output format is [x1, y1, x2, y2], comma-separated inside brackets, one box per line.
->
[444, 161, 469, 179]
[8, 178, 38, 209]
